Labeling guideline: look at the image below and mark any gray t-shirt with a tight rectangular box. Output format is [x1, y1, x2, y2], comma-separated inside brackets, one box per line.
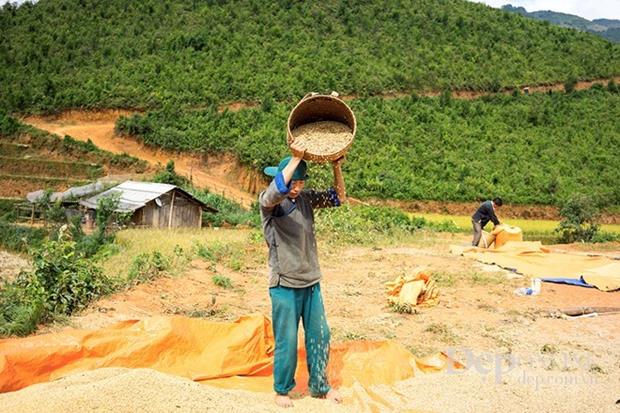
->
[259, 173, 340, 288]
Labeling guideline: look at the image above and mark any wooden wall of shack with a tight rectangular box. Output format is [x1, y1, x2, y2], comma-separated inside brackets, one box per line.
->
[131, 189, 202, 228]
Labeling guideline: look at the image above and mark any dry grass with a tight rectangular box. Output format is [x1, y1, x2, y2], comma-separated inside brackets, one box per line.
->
[101, 228, 256, 280]
[0, 250, 30, 281]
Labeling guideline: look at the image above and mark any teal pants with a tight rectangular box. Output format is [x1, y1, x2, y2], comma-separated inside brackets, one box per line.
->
[269, 283, 331, 396]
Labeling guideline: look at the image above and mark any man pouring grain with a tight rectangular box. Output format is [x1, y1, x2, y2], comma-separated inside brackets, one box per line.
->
[471, 197, 503, 246]
[259, 142, 345, 408]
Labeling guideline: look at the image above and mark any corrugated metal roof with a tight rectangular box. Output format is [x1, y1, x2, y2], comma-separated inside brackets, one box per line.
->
[79, 181, 213, 212]
[27, 182, 105, 203]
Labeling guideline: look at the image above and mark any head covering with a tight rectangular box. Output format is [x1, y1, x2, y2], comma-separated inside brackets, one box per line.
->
[264, 156, 308, 181]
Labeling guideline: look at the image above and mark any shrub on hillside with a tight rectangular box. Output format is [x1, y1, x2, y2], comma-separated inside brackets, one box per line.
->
[564, 77, 577, 93]
[0, 198, 23, 222]
[0, 282, 44, 337]
[127, 251, 170, 285]
[27, 235, 114, 316]
[315, 205, 433, 244]
[555, 194, 601, 243]
[191, 189, 260, 228]
[153, 160, 190, 187]
[0, 190, 133, 336]
[0, 111, 20, 135]
[0, 230, 114, 337]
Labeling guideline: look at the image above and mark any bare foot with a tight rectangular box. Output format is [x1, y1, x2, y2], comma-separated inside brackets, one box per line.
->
[325, 388, 343, 404]
[275, 394, 294, 408]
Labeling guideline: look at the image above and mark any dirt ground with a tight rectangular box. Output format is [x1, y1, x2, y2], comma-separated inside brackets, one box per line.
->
[14, 230, 614, 412]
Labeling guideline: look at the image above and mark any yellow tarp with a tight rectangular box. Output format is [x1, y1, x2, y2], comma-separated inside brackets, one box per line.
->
[455, 241, 620, 292]
[0, 315, 462, 395]
[385, 269, 439, 308]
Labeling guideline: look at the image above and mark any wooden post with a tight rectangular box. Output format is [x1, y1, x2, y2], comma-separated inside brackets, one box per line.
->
[168, 191, 176, 229]
[30, 204, 35, 224]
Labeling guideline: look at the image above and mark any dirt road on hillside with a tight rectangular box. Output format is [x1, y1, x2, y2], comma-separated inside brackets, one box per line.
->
[22, 111, 258, 208]
[217, 76, 620, 112]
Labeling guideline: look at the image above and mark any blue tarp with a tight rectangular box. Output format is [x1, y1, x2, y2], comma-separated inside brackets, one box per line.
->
[541, 277, 594, 288]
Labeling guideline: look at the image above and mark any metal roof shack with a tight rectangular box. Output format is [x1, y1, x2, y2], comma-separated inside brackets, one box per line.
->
[80, 181, 216, 228]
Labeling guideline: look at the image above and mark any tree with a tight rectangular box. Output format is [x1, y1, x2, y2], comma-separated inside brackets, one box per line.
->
[153, 160, 190, 187]
[555, 194, 600, 243]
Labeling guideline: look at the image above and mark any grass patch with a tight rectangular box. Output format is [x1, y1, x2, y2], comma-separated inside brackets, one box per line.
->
[430, 271, 456, 287]
[315, 205, 458, 246]
[165, 304, 225, 319]
[541, 343, 559, 354]
[100, 228, 250, 280]
[424, 322, 458, 344]
[470, 271, 504, 285]
[127, 251, 171, 285]
[341, 331, 368, 341]
[212, 274, 233, 289]
[407, 344, 439, 357]
[0, 220, 47, 253]
[0, 198, 21, 220]
[388, 301, 418, 314]
[588, 364, 606, 375]
[0, 156, 103, 180]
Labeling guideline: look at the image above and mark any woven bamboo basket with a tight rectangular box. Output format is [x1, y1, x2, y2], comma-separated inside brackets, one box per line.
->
[287, 94, 356, 163]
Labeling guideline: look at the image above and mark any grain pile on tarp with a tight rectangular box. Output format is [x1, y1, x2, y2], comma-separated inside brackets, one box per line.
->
[451, 241, 620, 291]
[1, 368, 289, 413]
[0, 314, 461, 410]
[0, 367, 396, 413]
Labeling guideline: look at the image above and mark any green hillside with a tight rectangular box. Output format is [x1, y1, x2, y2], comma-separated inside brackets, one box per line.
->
[502, 5, 620, 43]
[116, 85, 620, 206]
[1, 0, 618, 112]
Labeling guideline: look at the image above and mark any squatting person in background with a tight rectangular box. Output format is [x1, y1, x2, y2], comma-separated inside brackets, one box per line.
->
[258, 142, 345, 408]
[471, 197, 503, 246]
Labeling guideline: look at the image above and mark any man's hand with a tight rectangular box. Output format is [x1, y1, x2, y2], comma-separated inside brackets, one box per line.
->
[290, 140, 307, 160]
[333, 156, 346, 167]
